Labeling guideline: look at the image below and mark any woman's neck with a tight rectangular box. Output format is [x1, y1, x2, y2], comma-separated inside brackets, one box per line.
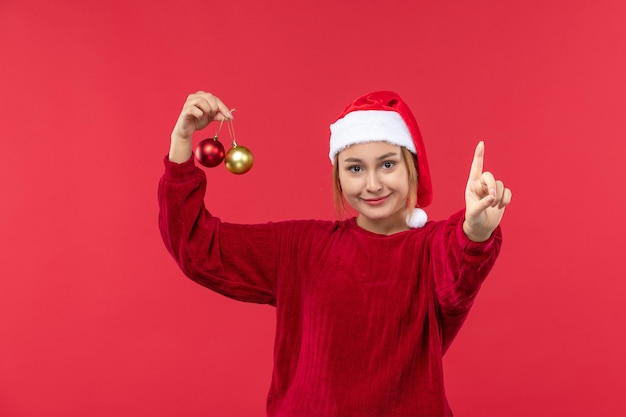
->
[355, 213, 410, 235]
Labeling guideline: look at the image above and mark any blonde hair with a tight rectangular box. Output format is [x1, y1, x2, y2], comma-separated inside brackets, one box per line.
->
[332, 146, 418, 218]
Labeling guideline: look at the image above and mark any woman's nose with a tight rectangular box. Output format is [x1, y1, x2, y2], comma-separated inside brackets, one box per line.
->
[366, 172, 382, 192]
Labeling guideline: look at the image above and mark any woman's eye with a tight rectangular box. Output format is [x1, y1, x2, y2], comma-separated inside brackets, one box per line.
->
[349, 166, 362, 173]
[382, 161, 395, 169]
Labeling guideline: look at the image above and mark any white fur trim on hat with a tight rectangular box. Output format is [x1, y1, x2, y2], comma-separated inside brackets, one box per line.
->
[329, 110, 416, 163]
[406, 208, 428, 228]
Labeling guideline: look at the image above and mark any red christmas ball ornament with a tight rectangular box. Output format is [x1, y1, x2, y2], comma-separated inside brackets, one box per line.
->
[195, 137, 225, 168]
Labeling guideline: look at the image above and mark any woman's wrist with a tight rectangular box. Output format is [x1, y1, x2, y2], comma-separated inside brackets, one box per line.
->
[169, 135, 193, 163]
[462, 220, 493, 243]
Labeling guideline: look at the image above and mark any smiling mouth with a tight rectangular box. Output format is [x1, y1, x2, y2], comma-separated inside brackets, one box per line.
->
[362, 195, 390, 206]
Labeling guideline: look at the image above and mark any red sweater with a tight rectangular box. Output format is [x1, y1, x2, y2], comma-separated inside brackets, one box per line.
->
[158, 156, 502, 417]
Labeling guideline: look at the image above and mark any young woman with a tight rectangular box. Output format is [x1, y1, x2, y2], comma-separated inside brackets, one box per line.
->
[159, 90, 511, 416]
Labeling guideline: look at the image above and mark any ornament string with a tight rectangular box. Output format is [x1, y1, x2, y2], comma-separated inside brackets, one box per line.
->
[211, 108, 235, 140]
[213, 117, 226, 140]
[227, 109, 238, 147]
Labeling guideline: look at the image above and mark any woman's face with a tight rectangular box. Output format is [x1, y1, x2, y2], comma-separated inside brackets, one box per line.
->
[337, 142, 410, 234]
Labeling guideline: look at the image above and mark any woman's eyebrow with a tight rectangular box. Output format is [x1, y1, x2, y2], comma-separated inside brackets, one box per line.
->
[376, 152, 398, 160]
[343, 152, 399, 163]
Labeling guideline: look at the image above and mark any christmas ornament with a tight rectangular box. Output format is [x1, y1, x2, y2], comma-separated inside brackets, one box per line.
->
[195, 135, 225, 167]
[224, 113, 254, 174]
[193, 108, 254, 174]
[225, 144, 254, 174]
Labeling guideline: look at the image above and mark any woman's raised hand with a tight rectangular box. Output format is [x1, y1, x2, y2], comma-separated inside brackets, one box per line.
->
[169, 91, 233, 163]
[463, 141, 512, 242]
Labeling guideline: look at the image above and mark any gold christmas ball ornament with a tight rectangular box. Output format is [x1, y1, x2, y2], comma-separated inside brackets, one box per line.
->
[225, 145, 254, 174]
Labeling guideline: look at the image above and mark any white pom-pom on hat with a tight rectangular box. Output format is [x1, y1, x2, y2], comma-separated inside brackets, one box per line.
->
[406, 208, 428, 228]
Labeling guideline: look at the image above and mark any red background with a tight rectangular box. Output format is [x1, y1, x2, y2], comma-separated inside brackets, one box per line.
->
[1, 0, 625, 415]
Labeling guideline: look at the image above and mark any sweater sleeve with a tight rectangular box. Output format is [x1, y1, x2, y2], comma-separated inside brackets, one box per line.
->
[429, 209, 502, 353]
[158, 156, 277, 305]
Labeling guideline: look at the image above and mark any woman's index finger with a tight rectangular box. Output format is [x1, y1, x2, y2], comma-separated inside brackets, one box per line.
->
[469, 141, 486, 181]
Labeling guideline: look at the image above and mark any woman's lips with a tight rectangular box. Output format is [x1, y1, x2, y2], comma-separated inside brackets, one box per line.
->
[362, 195, 389, 206]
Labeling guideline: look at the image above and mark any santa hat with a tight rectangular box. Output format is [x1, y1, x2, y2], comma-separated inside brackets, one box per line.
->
[329, 91, 432, 228]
